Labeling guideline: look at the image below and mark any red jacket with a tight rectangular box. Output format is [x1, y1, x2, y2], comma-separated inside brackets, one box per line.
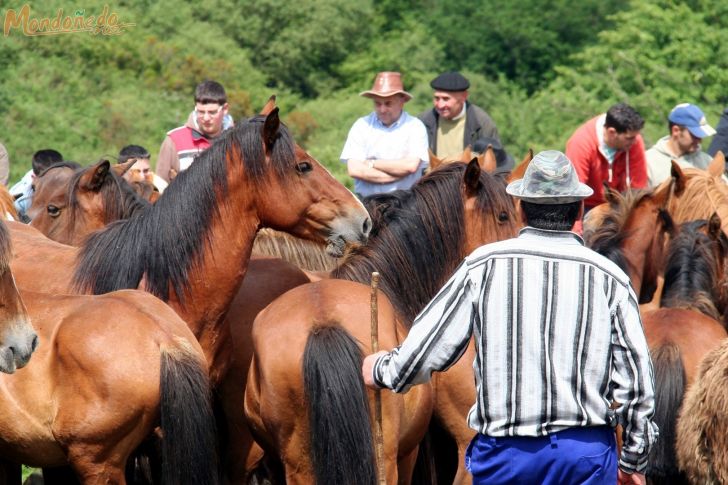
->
[566, 115, 647, 208]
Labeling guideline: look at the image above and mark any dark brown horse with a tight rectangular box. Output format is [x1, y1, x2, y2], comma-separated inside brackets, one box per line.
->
[245, 160, 520, 484]
[643, 216, 728, 484]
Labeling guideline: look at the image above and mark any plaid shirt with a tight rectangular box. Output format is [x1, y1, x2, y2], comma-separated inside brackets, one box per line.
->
[373, 227, 658, 473]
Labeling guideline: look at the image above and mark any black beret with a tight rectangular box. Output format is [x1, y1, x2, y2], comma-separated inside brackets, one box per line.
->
[430, 72, 470, 91]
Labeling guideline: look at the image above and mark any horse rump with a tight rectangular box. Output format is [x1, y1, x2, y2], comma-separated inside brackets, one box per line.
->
[303, 324, 377, 485]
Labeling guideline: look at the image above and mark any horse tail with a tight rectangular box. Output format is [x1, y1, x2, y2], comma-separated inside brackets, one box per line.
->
[160, 342, 219, 485]
[303, 325, 377, 485]
[647, 343, 689, 484]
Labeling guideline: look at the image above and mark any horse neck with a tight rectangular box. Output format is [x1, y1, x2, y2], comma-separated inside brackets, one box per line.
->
[160, 164, 261, 360]
[334, 201, 465, 323]
[661, 235, 724, 321]
[620, 215, 659, 301]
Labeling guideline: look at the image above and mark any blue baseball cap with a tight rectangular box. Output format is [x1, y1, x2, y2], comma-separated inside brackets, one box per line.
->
[668, 103, 716, 138]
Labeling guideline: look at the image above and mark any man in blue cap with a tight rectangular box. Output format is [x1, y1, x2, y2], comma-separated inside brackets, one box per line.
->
[646, 103, 717, 187]
[419, 72, 507, 167]
[363, 150, 658, 485]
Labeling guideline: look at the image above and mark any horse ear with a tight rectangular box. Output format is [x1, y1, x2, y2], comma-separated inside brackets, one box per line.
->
[602, 182, 620, 206]
[428, 148, 442, 171]
[260, 95, 277, 116]
[461, 145, 472, 163]
[506, 149, 532, 184]
[670, 160, 686, 196]
[708, 150, 726, 178]
[709, 212, 723, 240]
[463, 158, 482, 195]
[113, 158, 136, 177]
[481, 145, 497, 173]
[263, 107, 281, 151]
[80, 160, 111, 193]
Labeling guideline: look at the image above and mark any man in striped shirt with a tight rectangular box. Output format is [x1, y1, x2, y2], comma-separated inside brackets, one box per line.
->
[363, 150, 657, 485]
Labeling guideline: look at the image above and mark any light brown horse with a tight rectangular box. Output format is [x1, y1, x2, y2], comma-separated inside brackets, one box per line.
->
[676, 337, 728, 483]
[245, 160, 521, 484]
[0, 185, 18, 222]
[0, 223, 217, 484]
[658, 152, 728, 233]
[0, 219, 36, 373]
[9, 107, 370, 386]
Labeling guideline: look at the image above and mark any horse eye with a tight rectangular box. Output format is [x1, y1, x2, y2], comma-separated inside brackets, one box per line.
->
[296, 161, 313, 174]
[498, 211, 509, 223]
[47, 205, 60, 217]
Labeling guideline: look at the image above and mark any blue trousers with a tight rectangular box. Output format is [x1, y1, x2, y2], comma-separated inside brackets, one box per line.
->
[465, 426, 617, 484]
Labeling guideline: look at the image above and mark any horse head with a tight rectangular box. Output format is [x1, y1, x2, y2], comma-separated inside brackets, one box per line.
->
[0, 221, 37, 373]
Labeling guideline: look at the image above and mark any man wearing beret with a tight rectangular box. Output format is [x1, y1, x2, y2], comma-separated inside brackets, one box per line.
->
[419, 71, 501, 160]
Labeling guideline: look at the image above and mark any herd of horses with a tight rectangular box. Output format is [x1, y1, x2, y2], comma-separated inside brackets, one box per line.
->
[0, 96, 727, 484]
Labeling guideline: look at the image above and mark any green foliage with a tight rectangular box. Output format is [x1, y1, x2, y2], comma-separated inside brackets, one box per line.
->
[0, 0, 726, 188]
[422, 0, 628, 94]
[219, 0, 374, 97]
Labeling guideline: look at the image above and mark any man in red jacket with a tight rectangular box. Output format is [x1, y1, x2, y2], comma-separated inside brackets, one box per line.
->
[155, 80, 233, 183]
[566, 103, 646, 212]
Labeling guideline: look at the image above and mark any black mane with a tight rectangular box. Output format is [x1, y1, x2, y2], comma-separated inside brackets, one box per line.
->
[332, 163, 515, 324]
[72, 117, 296, 304]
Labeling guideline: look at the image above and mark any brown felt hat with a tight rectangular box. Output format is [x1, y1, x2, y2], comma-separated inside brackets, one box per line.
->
[360, 72, 413, 101]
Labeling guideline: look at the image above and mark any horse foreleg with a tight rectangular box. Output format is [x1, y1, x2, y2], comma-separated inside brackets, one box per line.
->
[432, 344, 477, 485]
[0, 460, 21, 485]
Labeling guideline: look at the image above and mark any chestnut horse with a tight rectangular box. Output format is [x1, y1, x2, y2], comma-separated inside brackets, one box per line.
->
[0, 224, 217, 483]
[0, 220, 36, 373]
[245, 160, 520, 483]
[9, 107, 370, 386]
[642, 216, 728, 484]
[582, 184, 674, 304]
[24, 151, 523, 483]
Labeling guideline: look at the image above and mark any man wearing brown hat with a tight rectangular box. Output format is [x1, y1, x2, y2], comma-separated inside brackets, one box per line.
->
[340, 71, 429, 198]
[419, 71, 501, 161]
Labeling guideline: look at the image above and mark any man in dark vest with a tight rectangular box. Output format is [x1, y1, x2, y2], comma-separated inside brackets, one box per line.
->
[419, 72, 503, 162]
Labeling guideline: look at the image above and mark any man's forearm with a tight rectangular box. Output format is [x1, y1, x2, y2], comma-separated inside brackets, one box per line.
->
[347, 159, 399, 183]
[369, 157, 422, 176]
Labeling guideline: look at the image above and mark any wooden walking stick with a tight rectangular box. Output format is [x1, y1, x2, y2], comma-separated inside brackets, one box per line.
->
[370, 271, 386, 484]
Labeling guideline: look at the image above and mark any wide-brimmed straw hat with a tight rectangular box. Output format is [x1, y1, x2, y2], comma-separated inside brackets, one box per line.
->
[506, 150, 593, 204]
[360, 72, 413, 101]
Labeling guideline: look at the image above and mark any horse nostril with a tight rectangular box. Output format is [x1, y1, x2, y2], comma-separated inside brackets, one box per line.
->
[362, 217, 372, 237]
[31, 334, 39, 352]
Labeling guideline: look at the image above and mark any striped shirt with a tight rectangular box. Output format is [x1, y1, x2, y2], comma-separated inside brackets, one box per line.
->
[373, 227, 658, 473]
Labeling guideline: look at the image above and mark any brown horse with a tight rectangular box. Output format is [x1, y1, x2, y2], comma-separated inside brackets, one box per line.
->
[28, 160, 146, 246]
[0, 223, 217, 484]
[642, 216, 728, 484]
[583, 184, 674, 304]
[9, 107, 370, 385]
[0, 220, 36, 373]
[24, 150, 522, 483]
[245, 160, 520, 484]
